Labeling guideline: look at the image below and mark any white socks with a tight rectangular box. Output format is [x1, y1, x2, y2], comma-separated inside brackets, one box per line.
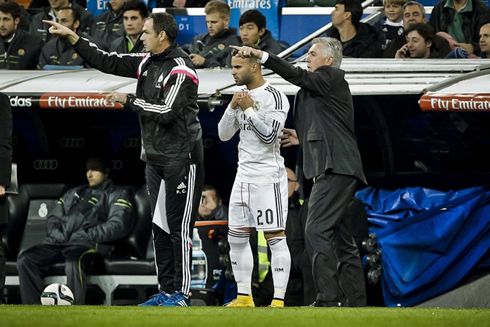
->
[267, 236, 291, 300]
[228, 229, 253, 295]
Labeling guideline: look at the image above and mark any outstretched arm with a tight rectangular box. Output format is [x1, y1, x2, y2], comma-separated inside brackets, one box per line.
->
[43, 20, 142, 78]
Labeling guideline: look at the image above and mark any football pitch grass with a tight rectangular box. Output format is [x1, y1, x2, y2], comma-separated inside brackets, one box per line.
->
[1, 306, 489, 327]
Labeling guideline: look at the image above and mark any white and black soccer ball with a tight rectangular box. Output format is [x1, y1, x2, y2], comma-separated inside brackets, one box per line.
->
[40, 283, 74, 305]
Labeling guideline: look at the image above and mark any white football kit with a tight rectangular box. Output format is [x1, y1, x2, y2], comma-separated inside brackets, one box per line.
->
[218, 81, 290, 231]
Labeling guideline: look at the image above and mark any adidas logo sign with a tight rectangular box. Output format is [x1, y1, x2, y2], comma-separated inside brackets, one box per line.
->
[176, 182, 187, 194]
[143, 70, 148, 76]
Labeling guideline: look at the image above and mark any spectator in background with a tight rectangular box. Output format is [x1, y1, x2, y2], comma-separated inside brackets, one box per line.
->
[328, 0, 382, 58]
[429, 0, 490, 57]
[0, 2, 43, 69]
[188, 0, 239, 68]
[480, 23, 490, 58]
[0, 92, 12, 304]
[287, 0, 335, 6]
[90, 0, 127, 51]
[197, 185, 228, 221]
[0, 0, 29, 31]
[395, 22, 437, 58]
[383, 1, 451, 58]
[17, 158, 134, 305]
[284, 167, 316, 307]
[372, 0, 406, 52]
[109, 0, 147, 53]
[157, 0, 208, 8]
[239, 9, 283, 55]
[30, 0, 94, 44]
[38, 7, 86, 68]
[29, 0, 87, 8]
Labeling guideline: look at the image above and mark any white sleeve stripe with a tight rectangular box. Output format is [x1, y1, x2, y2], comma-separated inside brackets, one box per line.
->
[134, 98, 172, 113]
[165, 69, 185, 109]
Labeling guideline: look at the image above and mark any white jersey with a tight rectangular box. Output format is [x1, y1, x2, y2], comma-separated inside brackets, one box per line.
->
[218, 81, 290, 184]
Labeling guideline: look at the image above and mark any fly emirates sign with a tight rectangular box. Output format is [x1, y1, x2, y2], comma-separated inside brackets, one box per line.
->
[40, 93, 124, 109]
[420, 93, 490, 112]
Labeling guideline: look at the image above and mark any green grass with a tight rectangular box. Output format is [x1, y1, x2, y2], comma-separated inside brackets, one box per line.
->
[1, 306, 490, 327]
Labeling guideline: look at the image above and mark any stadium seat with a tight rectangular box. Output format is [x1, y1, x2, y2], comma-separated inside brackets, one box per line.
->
[3, 183, 71, 276]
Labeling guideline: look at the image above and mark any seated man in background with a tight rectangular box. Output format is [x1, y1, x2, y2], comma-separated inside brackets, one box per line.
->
[0, 2, 43, 69]
[37, 7, 86, 68]
[395, 22, 438, 58]
[429, 0, 490, 57]
[197, 185, 228, 221]
[479, 23, 490, 58]
[328, 0, 382, 58]
[188, 0, 239, 68]
[109, 0, 147, 54]
[30, 0, 94, 44]
[90, 0, 127, 51]
[0, 0, 30, 31]
[238, 9, 283, 55]
[383, 1, 451, 58]
[17, 158, 134, 305]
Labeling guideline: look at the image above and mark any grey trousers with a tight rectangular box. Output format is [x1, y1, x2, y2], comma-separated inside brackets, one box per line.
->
[305, 173, 366, 307]
[17, 244, 98, 305]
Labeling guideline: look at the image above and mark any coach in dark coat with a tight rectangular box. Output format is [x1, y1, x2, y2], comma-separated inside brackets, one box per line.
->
[0, 92, 13, 302]
[231, 37, 367, 307]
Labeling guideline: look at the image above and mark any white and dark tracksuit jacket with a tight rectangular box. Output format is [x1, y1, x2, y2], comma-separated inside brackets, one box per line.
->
[73, 38, 204, 295]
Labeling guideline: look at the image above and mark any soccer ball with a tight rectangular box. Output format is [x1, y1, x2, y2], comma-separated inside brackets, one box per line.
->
[40, 283, 74, 305]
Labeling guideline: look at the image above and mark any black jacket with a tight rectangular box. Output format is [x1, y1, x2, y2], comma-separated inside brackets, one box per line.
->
[109, 34, 144, 54]
[73, 38, 203, 167]
[382, 31, 451, 58]
[0, 29, 43, 69]
[263, 53, 367, 184]
[189, 28, 240, 68]
[30, 2, 94, 44]
[0, 93, 12, 225]
[329, 23, 382, 58]
[37, 37, 86, 69]
[429, 0, 490, 55]
[90, 3, 125, 51]
[252, 29, 284, 55]
[43, 179, 134, 255]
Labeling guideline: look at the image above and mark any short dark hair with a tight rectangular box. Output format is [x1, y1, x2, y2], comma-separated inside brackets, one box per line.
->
[405, 22, 435, 48]
[86, 157, 110, 175]
[403, 1, 426, 18]
[336, 0, 363, 28]
[231, 43, 261, 63]
[0, 2, 21, 20]
[239, 9, 266, 30]
[57, 7, 81, 24]
[148, 12, 178, 42]
[203, 184, 222, 203]
[123, 0, 149, 19]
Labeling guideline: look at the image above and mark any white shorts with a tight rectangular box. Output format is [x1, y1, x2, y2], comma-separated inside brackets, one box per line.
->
[228, 172, 288, 232]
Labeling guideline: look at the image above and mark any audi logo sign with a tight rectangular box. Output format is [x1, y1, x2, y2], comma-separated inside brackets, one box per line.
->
[124, 138, 141, 148]
[33, 159, 59, 170]
[60, 137, 85, 148]
[111, 160, 123, 170]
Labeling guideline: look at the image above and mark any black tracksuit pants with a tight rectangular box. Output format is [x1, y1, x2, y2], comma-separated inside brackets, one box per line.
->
[146, 162, 203, 296]
[17, 244, 99, 305]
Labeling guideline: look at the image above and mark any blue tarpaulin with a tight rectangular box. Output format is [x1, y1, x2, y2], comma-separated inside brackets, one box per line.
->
[356, 186, 490, 307]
